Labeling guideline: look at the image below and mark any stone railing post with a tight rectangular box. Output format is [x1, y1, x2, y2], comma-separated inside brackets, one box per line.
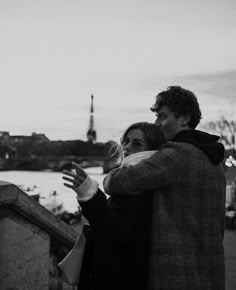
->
[0, 181, 81, 290]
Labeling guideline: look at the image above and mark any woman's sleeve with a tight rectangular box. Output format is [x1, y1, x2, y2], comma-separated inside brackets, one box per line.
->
[79, 188, 151, 246]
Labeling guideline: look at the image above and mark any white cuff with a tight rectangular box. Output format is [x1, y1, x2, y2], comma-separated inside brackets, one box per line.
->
[75, 176, 99, 202]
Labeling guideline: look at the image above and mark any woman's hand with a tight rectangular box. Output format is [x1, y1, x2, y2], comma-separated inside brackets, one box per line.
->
[62, 162, 99, 202]
[62, 162, 88, 190]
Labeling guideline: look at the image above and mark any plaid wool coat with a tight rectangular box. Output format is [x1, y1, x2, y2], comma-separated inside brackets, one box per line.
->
[107, 140, 226, 290]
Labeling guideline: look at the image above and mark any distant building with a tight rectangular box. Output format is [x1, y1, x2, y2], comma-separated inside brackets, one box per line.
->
[86, 94, 97, 143]
[0, 131, 10, 140]
[0, 131, 50, 144]
[0, 131, 50, 159]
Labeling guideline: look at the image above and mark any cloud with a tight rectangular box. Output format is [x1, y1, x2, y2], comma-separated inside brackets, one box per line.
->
[186, 70, 236, 100]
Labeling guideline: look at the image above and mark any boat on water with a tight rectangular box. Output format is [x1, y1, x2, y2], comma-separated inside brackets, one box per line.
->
[18, 185, 64, 216]
[18, 185, 82, 224]
[40, 191, 64, 216]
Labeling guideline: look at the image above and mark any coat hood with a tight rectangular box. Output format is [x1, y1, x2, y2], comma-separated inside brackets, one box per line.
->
[173, 129, 225, 164]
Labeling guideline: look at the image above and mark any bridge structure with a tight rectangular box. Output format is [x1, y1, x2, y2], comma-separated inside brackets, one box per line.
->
[44, 155, 117, 172]
[0, 155, 117, 173]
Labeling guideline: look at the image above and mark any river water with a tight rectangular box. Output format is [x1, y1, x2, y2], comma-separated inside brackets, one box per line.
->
[0, 167, 106, 213]
[1, 168, 232, 213]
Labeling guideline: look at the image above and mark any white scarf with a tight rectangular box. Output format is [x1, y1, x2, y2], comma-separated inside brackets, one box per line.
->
[121, 150, 157, 166]
[103, 150, 157, 194]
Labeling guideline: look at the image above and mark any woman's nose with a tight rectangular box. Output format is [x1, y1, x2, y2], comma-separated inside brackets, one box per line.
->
[124, 142, 130, 150]
[123, 142, 132, 153]
[154, 118, 161, 126]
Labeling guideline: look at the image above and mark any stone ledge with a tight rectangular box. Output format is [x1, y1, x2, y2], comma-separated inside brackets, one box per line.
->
[0, 181, 78, 247]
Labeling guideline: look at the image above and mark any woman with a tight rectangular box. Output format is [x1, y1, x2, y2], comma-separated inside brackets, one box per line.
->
[62, 122, 164, 290]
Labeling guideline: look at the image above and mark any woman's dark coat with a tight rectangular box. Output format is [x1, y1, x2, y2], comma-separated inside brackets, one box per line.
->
[78, 189, 152, 290]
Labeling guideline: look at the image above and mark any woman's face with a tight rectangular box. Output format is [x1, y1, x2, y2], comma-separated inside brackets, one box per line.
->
[122, 128, 149, 158]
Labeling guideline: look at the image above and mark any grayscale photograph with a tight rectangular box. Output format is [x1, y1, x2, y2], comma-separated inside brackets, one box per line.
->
[0, 0, 235, 289]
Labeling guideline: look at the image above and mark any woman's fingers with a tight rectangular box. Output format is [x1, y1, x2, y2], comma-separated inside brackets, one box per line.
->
[62, 170, 77, 178]
[62, 176, 80, 186]
[63, 182, 75, 189]
[62, 163, 88, 190]
[72, 162, 88, 178]
[62, 170, 86, 183]
[62, 174, 74, 181]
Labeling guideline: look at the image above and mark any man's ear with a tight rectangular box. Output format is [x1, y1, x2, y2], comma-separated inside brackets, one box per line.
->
[179, 115, 190, 127]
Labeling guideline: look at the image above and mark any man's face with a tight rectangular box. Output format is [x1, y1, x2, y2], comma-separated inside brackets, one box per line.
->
[154, 106, 189, 142]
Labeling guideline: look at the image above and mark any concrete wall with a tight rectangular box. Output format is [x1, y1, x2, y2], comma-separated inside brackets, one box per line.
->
[0, 181, 81, 290]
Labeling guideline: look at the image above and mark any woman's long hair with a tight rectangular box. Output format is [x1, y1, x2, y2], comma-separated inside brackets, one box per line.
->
[111, 122, 164, 164]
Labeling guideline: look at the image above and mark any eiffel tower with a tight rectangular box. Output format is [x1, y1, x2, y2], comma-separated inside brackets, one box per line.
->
[87, 94, 97, 143]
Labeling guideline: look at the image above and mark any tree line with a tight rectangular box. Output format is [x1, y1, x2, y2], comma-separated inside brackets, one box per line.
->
[0, 139, 118, 160]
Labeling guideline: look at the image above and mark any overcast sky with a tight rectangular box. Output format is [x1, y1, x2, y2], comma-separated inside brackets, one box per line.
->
[0, 0, 236, 142]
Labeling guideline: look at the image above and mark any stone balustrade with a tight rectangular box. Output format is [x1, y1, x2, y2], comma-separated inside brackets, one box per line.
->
[0, 181, 82, 290]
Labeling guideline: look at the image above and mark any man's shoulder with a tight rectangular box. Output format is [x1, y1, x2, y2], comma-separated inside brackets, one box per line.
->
[139, 142, 189, 166]
[159, 141, 194, 153]
[155, 141, 199, 161]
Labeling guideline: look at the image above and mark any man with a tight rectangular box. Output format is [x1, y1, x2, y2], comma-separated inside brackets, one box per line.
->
[104, 86, 226, 289]
[63, 86, 226, 289]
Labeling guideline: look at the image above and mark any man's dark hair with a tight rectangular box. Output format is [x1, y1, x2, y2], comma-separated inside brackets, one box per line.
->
[150, 86, 202, 129]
